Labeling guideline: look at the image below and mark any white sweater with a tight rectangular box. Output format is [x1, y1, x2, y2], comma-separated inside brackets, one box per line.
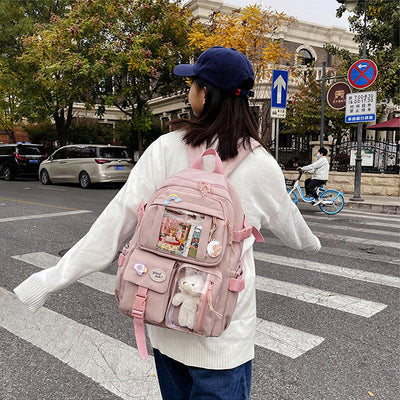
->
[14, 130, 320, 370]
[301, 156, 330, 181]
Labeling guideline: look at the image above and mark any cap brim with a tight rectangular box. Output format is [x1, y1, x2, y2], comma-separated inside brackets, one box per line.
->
[174, 64, 196, 77]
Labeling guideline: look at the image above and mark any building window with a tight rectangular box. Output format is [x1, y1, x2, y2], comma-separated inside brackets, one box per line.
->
[299, 49, 314, 66]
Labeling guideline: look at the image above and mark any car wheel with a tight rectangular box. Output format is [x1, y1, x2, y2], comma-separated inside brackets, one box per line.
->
[40, 169, 51, 185]
[4, 167, 14, 181]
[79, 171, 91, 189]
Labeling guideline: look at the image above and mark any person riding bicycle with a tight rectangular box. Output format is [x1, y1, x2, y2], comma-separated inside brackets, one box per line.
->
[298, 147, 329, 206]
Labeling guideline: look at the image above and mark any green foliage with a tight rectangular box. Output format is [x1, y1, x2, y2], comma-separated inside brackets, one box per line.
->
[285, 66, 349, 143]
[24, 121, 58, 144]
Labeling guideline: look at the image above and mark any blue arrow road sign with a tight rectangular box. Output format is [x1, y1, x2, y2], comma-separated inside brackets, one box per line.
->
[271, 70, 289, 109]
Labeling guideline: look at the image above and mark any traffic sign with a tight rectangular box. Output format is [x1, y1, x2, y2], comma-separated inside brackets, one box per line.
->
[347, 59, 378, 89]
[345, 91, 377, 123]
[327, 82, 352, 110]
[271, 69, 289, 119]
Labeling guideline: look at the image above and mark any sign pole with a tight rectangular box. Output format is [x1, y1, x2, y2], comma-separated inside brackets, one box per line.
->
[275, 118, 280, 163]
[320, 62, 326, 149]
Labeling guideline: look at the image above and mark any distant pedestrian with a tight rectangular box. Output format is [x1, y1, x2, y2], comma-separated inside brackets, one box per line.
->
[14, 46, 320, 399]
[299, 147, 329, 205]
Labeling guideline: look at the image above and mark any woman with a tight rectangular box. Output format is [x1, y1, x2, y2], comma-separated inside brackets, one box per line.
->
[14, 46, 320, 399]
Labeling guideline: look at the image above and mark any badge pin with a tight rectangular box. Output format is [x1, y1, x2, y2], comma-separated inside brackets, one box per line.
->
[133, 263, 148, 276]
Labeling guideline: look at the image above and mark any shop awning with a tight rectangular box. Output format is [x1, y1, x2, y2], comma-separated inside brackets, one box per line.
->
[365, 117, 400, 130]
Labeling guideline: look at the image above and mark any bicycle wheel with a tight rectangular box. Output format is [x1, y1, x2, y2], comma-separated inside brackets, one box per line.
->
[318, 190, 344, 215]
[286, 188, 298, 204]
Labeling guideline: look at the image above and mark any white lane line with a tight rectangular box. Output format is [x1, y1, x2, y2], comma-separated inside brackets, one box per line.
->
[0, 210, 91, 223]
[257, 235, 399, 266]
[255, 318, 324, 359]
[304, 214, 399, 229]
[313, 231, 399, 250]
[16, 253, 387, 317]
[307, 223, 397, 237]
[254, 252, 400, 289]
[12, 252, 325, 358]
[340, 209, 400, 221]
[12, 252, 115, 295]
[0, 288, 161, 400]
[256, 276, 387, 317]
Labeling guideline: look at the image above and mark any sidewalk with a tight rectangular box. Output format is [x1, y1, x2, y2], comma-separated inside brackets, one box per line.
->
[343, 194, 400, 215]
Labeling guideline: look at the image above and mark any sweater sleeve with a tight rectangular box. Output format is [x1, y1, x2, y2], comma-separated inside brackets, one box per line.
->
[238, 148, 321, 253]
[14, 138, 166, 312]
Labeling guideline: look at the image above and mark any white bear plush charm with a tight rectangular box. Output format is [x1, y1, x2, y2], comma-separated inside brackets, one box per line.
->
[172, 270, 205, 330]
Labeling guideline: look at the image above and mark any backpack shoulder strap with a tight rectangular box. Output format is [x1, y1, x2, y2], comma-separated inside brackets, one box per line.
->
[223, 138, 261, 177]
[187, 139, 261, 176]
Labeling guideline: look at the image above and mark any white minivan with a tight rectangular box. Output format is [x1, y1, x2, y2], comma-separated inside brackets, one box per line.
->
[39, 144, 134, 188]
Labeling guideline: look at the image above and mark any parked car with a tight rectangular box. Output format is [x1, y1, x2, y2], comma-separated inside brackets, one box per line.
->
[39, 144, 134, 188]
[0, 143, 46, 181]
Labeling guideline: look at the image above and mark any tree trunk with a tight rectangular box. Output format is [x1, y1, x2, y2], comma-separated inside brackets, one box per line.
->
[138, 129, 143, 157]
[5, 127, 16, 143]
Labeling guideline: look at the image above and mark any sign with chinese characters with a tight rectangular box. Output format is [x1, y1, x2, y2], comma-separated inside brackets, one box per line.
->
[327, 82, 352, 110]
[345, 91, 376, 123]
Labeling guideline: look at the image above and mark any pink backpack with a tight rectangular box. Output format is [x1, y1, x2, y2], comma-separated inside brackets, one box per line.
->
[115, 145, 263, 359]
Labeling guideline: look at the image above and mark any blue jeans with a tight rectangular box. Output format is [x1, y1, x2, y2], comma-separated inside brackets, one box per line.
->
[153, 349, 252, 400]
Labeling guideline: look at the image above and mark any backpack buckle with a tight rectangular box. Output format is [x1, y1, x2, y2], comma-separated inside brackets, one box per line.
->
[132, 287, 148, 319]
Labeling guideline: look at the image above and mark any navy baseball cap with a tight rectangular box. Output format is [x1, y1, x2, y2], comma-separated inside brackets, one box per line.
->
[174, 46, 254, 97]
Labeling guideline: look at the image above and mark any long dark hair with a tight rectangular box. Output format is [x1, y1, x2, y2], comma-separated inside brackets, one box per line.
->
[168, 77, 268, 161]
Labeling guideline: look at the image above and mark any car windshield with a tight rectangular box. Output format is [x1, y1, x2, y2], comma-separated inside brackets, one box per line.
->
[17, 145, 43, 155]
[99, 147, 130, 158]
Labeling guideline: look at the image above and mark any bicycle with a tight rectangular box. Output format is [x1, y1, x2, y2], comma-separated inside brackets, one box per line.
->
[285, 170, 345, 215]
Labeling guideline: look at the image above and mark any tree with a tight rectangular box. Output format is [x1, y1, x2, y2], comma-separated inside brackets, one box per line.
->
[285, 66, 349, 145]
[20, 0, 194, 151]
[332, 0, 400, 106]
[0, 0, 75, 143]
[188, 4, 295, 142]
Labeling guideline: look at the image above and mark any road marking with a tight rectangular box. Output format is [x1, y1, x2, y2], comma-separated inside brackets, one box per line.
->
[313, 231, 399, 249]
[340, 209, 400, 221]
[0, 210, 91, 223]
[255, 319, 324, 359]
[12, 252, 326, 358]
[257, 235, 400, 266]
[306, 222, 397, 237]
[0, 197, 82, 211]
[304, 214, 399, 229]
[12, 252, 115, 295]
[0, 288, 161, 400]
[256, 276, 387, 317]
[254, 252, 400, 289]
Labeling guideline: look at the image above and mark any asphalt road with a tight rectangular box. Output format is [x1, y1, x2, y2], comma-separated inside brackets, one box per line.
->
[1, 178, 399, 400]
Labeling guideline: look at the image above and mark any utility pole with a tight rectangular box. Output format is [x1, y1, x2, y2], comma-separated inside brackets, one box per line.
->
[320, 62, 326, 149]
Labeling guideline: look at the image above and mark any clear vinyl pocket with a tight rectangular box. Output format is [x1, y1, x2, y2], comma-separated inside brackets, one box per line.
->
[118, 248, 177, 325]
[166, 265, 223, 336]
[138, 202, 227, 266]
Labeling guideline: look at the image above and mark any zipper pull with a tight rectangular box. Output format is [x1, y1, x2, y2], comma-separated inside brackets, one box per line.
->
[226, 219, 236, 254]
[207, 283, 223, 319]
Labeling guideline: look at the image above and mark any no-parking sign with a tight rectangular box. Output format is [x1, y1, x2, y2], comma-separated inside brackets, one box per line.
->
[347, 59, 378, 89]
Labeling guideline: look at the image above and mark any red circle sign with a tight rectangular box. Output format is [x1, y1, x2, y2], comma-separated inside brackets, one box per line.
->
[348, 59, 378, 89]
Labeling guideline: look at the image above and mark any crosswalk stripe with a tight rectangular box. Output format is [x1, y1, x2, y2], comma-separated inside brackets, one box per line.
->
[254, 251, 400, 289]
[307, 222, 397, 237]
[304, 214, 399, 229]
[339, 209, 400, 221]
[0, 287, 162, 400]
[255, 318, 324, 359]
[15, 252, 387, 318]
[0, 210, 92, 223]
[11, 252, 326, 358]
[258, 235, 399, 266]
[313, 231, 399, 249]
[256, 276, 387, 317]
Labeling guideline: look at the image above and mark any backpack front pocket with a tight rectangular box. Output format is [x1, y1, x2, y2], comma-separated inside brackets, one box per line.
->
[118, 248, 177, 324]
[166, 265, 223, 336]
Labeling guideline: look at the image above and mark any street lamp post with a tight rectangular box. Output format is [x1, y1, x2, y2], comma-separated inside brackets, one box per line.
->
[337, 0, 368, 201]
